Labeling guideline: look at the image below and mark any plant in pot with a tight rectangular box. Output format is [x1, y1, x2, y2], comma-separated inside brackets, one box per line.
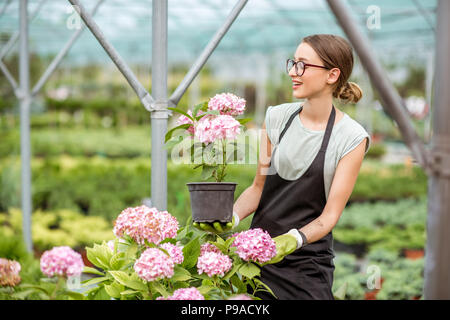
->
[165, 93, 251, 230]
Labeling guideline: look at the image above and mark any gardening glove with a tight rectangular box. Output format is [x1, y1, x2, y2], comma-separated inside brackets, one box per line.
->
[266, 229, 306, 265]
[193, 211, 240, 234]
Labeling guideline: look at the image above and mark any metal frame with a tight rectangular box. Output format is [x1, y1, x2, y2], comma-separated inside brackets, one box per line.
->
[3, 0, 449, 298]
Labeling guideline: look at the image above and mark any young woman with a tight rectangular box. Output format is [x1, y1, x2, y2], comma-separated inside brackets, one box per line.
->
[195, 33, 371, 299]
[236, 34, 370, 300]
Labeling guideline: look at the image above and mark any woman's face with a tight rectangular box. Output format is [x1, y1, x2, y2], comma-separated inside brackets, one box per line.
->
[288, 42, 339, 100]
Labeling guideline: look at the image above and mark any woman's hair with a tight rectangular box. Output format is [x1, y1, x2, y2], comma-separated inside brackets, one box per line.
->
[302, 34, 363, 104]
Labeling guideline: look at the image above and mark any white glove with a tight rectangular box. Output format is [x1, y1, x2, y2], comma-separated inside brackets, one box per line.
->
[287, 228, 306, 250]
[232, 211, 240, 229]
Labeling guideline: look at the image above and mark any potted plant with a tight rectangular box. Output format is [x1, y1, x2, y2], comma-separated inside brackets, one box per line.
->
[165, 93, 251, 223]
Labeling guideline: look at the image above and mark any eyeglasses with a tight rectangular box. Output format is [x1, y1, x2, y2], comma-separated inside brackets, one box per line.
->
[286, 58, 330, 77]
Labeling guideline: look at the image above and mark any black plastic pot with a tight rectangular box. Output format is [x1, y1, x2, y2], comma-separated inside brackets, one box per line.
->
[187, 182, 237, 223]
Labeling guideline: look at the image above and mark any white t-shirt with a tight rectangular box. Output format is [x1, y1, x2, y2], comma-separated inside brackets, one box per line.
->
[265, 102, 371, 201]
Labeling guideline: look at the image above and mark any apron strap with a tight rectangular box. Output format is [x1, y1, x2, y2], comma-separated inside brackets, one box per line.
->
[278, 105, 303, 143]
[319, 105, 336, 153]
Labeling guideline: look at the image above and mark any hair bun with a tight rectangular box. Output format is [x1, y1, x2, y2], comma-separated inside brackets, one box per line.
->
[335, 81, 363, 104]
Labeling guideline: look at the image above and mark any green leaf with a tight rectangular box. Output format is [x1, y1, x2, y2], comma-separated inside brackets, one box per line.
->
[82, 266, 105, 276]
[223, 261, 241, 281]
[193, 102, 208, 117]
[182, 236, 201, 269]
[92, 286, 110, 300]
[108, 271, 148, 292]
[168, 107, 195, 121]
[150, 281, 169, 297]
[110, 252, 126, 270]
[239, 262, 261, 279]
[104, 282, 124, 299]
[65, 291, 86, 300]
[237, 118, 252, 125]
[172, 265, 192, 282]
[197, 285, 215, 295]
[201, 165, 217, 180]
[165, 124, 192, 143]
[11, 289, 37, 300]
[82, 276, 109, 287]
[230, 274, 247, 294]
[121, 289, 139, 296]
[333, 282, 347, 300]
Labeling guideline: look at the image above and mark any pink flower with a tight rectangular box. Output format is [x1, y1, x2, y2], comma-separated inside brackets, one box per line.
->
[208, 93, 246, 116]
[134, 248, 174, 282]
[230, 228, 277, 264]
[160, 243, 184, 265]
[194, 115, 241, 145]
[0, 258, 21, 287]
[200, 243, 221, 255]
[157, 287, 205, 300]
[197, 251, 232, 278]
[40, 246, 84, 278]
[113, 205, 179, 246]
[176, 110, 205, 135]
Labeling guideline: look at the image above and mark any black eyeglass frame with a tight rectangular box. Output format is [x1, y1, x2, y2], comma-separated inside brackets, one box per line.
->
[286, 58, 331, 77]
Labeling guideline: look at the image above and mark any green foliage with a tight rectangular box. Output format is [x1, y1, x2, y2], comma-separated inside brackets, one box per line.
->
[0, 208, 114, 251]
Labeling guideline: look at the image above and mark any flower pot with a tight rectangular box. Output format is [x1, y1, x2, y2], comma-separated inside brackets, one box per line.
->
[403, 249, 424, 260]
[187, 182, 237, 223]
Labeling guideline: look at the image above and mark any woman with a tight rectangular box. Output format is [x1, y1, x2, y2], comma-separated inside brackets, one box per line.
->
[195, 34, 371, 299]
[238, 34, 370, 300]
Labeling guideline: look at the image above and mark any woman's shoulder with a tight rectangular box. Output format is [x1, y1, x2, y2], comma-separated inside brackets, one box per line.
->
[335, 112, 372, 157]
[265, 102, 300, 128]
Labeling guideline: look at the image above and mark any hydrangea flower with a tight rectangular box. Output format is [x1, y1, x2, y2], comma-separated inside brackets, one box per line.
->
[160, 243, 184, 265]
[176, 109, 205, 135]
[208, 93, 246, 116]
[194, 114, 241, 145]
[200, 243, 221, 255]
[197, 251, 232, 278]
[113, 205, 179, 246]
[40, 246, 84, 278]
[0, 258, 21, 287]
[230, 228, 277, 264]
[157, 287, 205, 300]
[134, 248, 174, 282]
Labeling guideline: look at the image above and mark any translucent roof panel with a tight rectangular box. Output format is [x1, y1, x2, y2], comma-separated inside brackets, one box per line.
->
[0, 0, 436, 72]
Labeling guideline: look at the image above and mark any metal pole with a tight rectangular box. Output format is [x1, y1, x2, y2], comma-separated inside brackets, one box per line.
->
[424, 0, 450, 299]
[326, 0, 430, 172]
[19, 0, 32, 253]
[0, 0, 47, 61]
[151, 0, 169, 211]
[67, 0, 154, 111]
[169, 0, 248, 106]
[31, 0, 104, 97]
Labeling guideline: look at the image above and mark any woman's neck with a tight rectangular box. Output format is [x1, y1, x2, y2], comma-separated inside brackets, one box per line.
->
[301, 95, 334, 125]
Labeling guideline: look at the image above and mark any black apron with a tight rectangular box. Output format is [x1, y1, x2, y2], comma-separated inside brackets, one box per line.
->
[250, 104, 336, 300]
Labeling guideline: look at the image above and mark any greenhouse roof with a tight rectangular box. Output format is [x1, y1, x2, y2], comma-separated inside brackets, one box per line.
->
[0, 0, 437, 69]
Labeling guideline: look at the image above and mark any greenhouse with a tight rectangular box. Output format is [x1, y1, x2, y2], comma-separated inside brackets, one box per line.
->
[0, 0, 448, 304]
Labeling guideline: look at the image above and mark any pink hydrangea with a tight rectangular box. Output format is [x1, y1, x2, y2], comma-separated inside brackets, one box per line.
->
[208, 93, 246, 116]
[194, 114, 241, 144]
[134, 248, 174, 282]
[40, 246, 84, 278]
[200, 243, 221, 255]
[113, 205, 179, 246]
[230, 228, 277, 264]
[0, 258, 21, 287]
[157, 287, 205, 300]
[160, 243, 184, 265]
[197, 251, 232, 278]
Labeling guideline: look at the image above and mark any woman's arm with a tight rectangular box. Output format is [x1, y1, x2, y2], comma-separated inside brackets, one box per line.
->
[233, 121, 272, 221]
[298, 137, 368, 244]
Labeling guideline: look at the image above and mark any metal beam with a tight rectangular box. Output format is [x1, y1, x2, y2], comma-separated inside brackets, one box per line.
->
[31, 0, 105, 97]
[326, 0, 430, 173]
[0, 0, 47, 61]
[169, 0, 248, 106]
[151, 0, 169, 211]
[424, 0, 450, 299]
[19, 0, 32, 253]
[67, 0, 154, 111]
